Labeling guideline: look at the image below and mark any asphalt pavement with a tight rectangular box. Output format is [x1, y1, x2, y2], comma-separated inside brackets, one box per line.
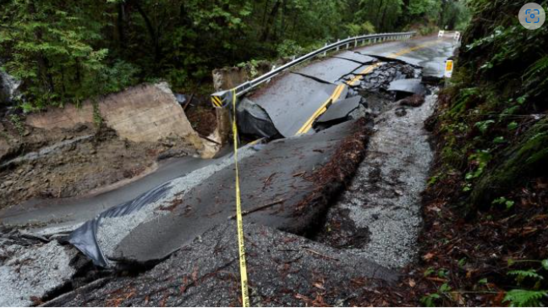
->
[247, 35, 457, 137]
[0, 34, 460, 307]
[0, 35, 456, 235]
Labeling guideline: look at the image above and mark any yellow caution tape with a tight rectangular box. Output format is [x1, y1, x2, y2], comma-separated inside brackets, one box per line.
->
[230, 89, 251, 307]
[226, 39, 442, 305]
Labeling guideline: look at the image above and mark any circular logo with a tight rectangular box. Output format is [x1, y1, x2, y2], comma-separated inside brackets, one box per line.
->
[519, 3, 546, 30]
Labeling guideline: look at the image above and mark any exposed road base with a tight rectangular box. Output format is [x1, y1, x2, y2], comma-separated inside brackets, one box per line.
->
[48, 222, 397, 307]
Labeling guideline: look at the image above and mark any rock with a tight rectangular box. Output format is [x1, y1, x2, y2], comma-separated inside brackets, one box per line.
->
[399, 94, 426, 107]
[395, 107, 407, 117]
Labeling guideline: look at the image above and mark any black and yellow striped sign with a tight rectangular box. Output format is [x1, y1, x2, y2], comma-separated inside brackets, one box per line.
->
[211, 95, 225, 108]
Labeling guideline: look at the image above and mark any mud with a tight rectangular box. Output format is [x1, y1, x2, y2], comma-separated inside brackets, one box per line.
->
[185, 101, 217, 137]
[0, 122, 192, 211]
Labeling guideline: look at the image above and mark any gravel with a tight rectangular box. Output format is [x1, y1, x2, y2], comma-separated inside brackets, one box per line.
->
[56, 222, 397, 307]
[0, 240, 78, 307]
[319, 89, 437, 269]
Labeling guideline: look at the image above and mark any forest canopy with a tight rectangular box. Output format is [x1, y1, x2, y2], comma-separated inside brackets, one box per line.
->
[0, 0, 470, 110]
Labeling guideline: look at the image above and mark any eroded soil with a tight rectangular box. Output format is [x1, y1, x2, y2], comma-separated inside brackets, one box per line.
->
[0, 121, 191, 211]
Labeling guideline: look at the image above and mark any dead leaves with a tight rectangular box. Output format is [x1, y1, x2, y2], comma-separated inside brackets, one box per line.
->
[423, 252, 435, 261]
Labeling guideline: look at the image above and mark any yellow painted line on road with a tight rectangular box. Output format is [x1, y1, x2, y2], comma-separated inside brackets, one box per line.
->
[295, 84, 346, 135]
[295, 40, 441, 135]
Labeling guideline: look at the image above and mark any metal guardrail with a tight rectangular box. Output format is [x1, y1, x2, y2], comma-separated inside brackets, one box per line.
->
[211, 31, 416, 108]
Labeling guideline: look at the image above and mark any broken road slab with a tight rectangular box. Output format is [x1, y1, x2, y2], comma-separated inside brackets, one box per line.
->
[112, 119, 370, 264]
[294, 57, 365, 84]
[247, 73, 346, 137]
[50, 222, 397, 307]
[388, 78, 427, 95]
[315, 96, 364, 125]
[69, 145, 260, 267]
[236, 98, 281, 139]
[333, 51, 377, 65]
[0, 232, 78, 307]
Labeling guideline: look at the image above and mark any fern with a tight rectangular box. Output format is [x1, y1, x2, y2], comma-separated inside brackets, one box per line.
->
[508, 269, 544, 281]
[503, 290, 547, 307]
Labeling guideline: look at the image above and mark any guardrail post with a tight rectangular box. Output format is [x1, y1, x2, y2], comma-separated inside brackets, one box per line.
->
[267, 65, 276, 83]
[354, 38, 358, 48]
[336, 39, 340, 51]
[323, 43, 328, 56]
[346, 37, 350, 49]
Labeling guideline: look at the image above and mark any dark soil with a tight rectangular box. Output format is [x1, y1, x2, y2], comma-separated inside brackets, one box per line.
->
[0, 121, 190, 211]
[185, 98, 217, 137]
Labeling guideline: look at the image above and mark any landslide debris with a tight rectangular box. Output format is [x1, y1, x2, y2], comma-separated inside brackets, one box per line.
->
[50, 222, 397, 307]
[0, 121, 193, 211]
[0, 229, 79, 307]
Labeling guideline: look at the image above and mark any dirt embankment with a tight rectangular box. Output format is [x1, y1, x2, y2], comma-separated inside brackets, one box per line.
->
[0, 124, 163, 209]
[0, 83, 212, 211]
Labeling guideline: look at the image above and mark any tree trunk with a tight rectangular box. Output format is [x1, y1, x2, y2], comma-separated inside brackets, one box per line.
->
[133, 0, 161, 69]
[27, 2, 54, 92]
[375, 0, 385, 30]
[117, 2, 127, 50]
[261, 0, 282, 42]
[380, 1, 389, 31]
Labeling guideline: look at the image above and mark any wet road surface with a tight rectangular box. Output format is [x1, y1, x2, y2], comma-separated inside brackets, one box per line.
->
[0, 34, 460, 307]
[247, 35, 456, 137]
[0, 34, 457, 251]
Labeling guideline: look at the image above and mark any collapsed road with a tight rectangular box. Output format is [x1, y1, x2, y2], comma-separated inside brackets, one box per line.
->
[0, 34, 458, 306]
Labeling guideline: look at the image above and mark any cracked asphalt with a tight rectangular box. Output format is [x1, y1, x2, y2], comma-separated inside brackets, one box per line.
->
[0, 34, 459, 307]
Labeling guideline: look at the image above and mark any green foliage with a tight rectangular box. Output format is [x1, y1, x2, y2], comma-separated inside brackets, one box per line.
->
[504, 260, 548, 307]
[475, 120, 494, 134]
[492, 197, 514, 209]
[0, 0, 470, 109]
[276, 40, 305, 58]
[0, 0, 136, 109]
[421, 293, 441, 307]
[9, 114, 25, 136]
[465, 150, 491, 180]
[345, 21, 376, 37]
[504, 290, 547, 307]
[508, 269, 544, 282]
[92, 101, 103, 127]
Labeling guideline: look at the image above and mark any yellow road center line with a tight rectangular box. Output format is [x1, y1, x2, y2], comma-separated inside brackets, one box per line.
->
[295, 40, 441, 135]
[295, 84, 346, 135]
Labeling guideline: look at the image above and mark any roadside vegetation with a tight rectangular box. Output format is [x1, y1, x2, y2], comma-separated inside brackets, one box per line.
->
[0, 0, 469, 111]
[397, 0, 548, 306]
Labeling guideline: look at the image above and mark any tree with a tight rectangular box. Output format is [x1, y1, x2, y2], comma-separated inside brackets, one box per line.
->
[0, 0, 136, 110]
